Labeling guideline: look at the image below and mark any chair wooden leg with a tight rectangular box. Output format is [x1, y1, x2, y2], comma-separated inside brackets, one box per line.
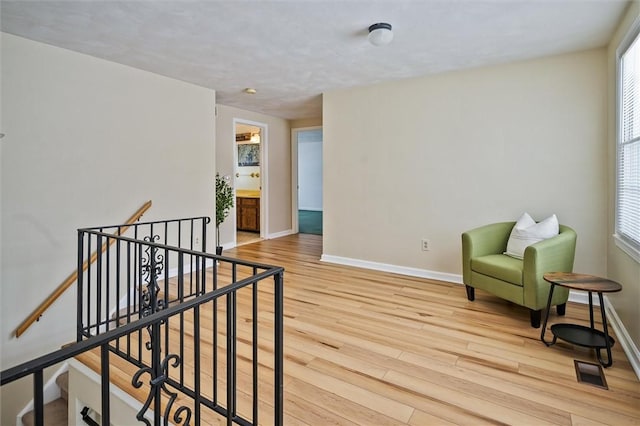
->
[530, 309, 541, 328]
[465, 285, 475, 301]
[557, 303, 566, 316]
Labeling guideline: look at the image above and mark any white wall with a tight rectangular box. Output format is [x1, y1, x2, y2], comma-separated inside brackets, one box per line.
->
[235, 164, 261, 191]
[68, 360, 150, 426]
[215, 105, 292, 245]
[606, 1, 640, 348]
[1, 34, 215, 424]
[298, 129, 323, 211]
[323, 49, 607, 278]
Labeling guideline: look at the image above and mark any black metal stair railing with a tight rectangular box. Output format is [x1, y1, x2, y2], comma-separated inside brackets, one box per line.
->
[77, 217, 211, 339]
[1, 217, 284, 426]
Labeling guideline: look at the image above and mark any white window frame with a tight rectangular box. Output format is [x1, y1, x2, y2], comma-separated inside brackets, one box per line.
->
[615, 17, 640, 263]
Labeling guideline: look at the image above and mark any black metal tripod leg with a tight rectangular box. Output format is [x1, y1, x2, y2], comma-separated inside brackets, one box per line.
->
[541, 283, 556, 346]
[597, 292, 613, 368]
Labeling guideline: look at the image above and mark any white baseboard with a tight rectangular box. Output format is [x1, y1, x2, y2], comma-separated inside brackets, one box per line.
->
[320, 253, 639, 380]
[568, 290, 600, 306]
[225, 229, 295, 248]
[268, 229, 295, 239]
[604, 296, 640, 379]
[320, 254, 463, 284]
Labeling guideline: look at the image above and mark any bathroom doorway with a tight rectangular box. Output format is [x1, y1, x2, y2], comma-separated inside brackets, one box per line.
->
[234, 120, 266, 246]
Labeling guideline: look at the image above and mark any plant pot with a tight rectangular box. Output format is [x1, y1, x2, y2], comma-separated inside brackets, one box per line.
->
[215, 246, 223, 256]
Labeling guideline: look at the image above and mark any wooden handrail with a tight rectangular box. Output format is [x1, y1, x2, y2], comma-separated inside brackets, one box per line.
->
[14, 200, 153, 338]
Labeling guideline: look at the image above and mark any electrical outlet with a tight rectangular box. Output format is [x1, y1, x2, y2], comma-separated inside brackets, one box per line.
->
[195, 237, 200, 245]
[421, 239, 430, 251]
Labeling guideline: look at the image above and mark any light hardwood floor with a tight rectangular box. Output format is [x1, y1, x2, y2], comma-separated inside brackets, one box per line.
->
[237, 230, 261, 246]
[81, 233, 640, 425]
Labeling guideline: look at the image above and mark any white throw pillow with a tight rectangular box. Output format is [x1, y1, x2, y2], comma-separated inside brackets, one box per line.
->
[505, 213, 559, 259]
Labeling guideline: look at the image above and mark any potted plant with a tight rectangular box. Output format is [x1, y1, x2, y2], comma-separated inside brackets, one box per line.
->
[215, 173, 234, 255]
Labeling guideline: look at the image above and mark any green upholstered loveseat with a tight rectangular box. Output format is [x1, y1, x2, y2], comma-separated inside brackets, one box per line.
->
[462, 222, 577, 328]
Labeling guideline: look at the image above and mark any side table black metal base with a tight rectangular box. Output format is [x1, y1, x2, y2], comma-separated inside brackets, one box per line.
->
[540, 273, 622, 368]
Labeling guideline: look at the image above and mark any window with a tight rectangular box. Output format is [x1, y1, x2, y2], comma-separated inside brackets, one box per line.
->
[616, 22, 640, 262]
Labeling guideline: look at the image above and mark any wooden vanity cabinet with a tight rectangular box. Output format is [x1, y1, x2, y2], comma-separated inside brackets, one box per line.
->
[236, 197, 260, 232]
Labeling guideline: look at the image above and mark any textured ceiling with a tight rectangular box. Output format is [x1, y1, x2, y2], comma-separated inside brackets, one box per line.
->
[0, 0, 629, 120]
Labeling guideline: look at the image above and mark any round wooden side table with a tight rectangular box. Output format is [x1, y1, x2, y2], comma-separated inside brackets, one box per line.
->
[540, 272, 622, 368]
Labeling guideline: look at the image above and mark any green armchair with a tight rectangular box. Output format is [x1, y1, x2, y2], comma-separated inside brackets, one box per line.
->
[462, 222, 577, 328]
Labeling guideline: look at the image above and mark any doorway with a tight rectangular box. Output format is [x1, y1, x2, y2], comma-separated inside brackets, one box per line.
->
[234, 120, 266, 246]
[292, 127, 323, 235]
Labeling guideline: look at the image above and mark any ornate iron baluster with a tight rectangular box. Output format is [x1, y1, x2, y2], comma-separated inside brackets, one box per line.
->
[140, 236, 166, 350]
[132, 354, 192, 425]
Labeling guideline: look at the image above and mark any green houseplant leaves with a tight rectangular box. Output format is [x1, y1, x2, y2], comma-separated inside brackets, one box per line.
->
[215, 173, 234, 250]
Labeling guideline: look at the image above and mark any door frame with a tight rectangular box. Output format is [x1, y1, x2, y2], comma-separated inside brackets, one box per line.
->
[233, 118, 268, 244]
[291, 126, 322, 234]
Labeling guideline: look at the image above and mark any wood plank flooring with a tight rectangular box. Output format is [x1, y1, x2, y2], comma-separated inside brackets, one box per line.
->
[237, 230, 261, 246]
[80, 233, 640, 425]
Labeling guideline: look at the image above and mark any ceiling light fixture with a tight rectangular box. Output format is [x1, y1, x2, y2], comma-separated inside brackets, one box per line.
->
[368, 22, 393, 46]
[244, 88, 257, 94]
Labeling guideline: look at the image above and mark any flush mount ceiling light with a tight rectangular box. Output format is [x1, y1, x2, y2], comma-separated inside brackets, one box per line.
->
[368, 22, 393, 46]
[244, 88, 257, 94]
